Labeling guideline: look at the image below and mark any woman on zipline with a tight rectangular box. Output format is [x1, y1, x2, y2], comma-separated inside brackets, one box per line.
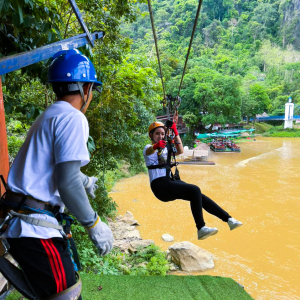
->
[143, 121, 242, 240]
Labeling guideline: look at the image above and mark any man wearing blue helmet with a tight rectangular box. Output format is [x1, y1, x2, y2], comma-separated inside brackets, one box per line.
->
[2, 49, 113, 299]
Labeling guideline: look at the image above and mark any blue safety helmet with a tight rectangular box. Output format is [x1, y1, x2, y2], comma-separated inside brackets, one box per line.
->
[47, 49, 102, 86]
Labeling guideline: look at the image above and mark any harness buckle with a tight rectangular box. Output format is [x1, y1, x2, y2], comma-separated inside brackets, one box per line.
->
[0, 212, 13, 232]
[0, 235, 10, 256]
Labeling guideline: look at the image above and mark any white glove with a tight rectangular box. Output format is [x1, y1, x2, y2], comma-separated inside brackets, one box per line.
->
[85, 216, 114, 255]
[85, 177, 99, 199]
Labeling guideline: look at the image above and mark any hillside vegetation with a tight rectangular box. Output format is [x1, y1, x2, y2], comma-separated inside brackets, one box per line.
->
[122, 0, 300, 128]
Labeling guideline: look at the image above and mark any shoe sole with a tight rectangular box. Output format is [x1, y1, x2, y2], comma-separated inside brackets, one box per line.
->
[229, 224, 243, 231]
[198, 230, 218, 240]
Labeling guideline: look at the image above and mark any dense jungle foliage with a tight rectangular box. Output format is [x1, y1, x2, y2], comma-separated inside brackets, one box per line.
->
[1, 0, 300, 275]
[1, 0, 300, 211]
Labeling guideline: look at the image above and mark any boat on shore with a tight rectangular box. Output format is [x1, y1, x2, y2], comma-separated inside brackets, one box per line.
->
[209, 139, 241, 152]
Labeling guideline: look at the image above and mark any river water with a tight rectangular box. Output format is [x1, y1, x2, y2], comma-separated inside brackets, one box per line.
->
[110, 137, 300, 300]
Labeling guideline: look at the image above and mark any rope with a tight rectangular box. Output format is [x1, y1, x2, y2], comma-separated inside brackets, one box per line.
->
[177, 0, 204, 97]
[100, 96, 104, 183]
[147, 0, 166, 101]
[98, 40, 105, 183]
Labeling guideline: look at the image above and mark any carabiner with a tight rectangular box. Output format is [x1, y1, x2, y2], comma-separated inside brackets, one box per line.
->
[0, 212, 13, 231]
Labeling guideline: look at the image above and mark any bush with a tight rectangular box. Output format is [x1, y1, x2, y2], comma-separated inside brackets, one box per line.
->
[125, 245, 170, 276]
[181, 133, 195, 148]
[6, 115, 30, 163]
[263, 127, 300, 137]
[71, 226, 171, 276]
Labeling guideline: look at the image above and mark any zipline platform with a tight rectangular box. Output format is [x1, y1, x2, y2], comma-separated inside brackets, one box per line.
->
[7, 274, 254, 300]
[179, 161, 215, 165]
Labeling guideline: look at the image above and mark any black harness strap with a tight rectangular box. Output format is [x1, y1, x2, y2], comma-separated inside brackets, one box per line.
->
[0, 257, 38, 300]
[147, 162, 177, 170]
[147, 141, 180, 181]
[147, 119, 180, 180]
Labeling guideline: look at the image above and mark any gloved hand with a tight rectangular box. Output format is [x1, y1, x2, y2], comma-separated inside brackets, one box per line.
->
[85, 177, 99, 199]
[153, 140, 166, 150]
[85, 216, 114, 256]
[170, 122, 179, 136]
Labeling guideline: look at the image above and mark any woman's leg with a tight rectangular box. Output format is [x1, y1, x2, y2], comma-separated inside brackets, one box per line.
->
[151, 178, 231, 229]
[202, 193, 231, 222]
[168, 180, 205, 229]
[151, 177, 205, 229]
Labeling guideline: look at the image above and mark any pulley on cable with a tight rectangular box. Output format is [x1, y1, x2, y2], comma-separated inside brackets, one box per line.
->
[147, 0, 204, 124]
[161, 95, 181, 125]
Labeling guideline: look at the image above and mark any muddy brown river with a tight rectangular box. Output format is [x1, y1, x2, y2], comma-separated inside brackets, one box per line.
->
[110, 137, 300, 300]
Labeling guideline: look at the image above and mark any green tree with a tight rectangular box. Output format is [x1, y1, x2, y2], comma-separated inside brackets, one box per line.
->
[248, 83, 271, 121]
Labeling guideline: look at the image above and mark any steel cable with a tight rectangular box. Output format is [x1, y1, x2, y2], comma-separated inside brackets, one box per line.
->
[177, 0, 204, 97]
[147, 0, 166, 101]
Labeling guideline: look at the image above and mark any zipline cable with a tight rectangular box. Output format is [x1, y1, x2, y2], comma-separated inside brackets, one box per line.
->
[147, 0, 166, 102]
[177, 0, 204, 97]
[147, 0, 204, 123]
[96, 40, 105, 183]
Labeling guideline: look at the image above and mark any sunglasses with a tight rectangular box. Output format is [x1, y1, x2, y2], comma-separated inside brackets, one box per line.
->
[90, 86, 102, 104]
[92, 86, 102, 93]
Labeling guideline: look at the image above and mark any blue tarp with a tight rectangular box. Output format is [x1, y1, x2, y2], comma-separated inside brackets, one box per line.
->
[196, 128, 255, 139]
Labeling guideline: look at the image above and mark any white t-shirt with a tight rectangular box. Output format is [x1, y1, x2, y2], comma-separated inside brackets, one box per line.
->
[143, 144, 168, 183]
[5, 101, 90, 239]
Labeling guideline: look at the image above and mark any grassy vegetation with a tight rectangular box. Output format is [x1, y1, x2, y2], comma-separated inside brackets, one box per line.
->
[263, 127, 300, 137]
[263, 126, 300, 137]
[7, 274, 254, 300]
[253, 122, 273, 133]
[244, 122, 300, 137]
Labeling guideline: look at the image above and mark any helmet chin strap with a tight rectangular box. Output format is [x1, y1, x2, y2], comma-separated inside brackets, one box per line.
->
[79, 83, 94, 112]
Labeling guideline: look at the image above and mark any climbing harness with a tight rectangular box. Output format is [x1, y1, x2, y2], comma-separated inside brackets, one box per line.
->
[147, 120, 180, 181]
[0, 255, 82, 300]
[0, 177, 82, 299]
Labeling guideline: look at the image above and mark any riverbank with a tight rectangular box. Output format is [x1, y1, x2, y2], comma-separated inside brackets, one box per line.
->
[110, 137, 300, 300]
[245, 122, 300, 137]
[263, 127, 300, 137]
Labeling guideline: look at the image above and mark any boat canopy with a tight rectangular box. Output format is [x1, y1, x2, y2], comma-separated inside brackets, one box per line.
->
[196, 128, 255, 139]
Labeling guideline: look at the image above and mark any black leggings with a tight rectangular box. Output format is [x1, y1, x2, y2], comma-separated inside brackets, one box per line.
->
[151, 177, 231, 230]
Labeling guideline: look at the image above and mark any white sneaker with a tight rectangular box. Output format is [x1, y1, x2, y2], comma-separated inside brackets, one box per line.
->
[228, 218, 243, 231]
[197, 226, 218, 240]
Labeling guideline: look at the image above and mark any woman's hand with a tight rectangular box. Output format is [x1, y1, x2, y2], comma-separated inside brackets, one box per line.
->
[170, 123, 179, 136]
[153, 140, 166, 150]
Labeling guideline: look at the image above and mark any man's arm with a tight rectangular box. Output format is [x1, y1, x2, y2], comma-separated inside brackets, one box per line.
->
[79, 172, 98, 199]
[56, 161, 113, 255]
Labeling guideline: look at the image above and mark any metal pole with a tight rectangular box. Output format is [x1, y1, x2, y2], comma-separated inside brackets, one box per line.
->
[68, 0, 94, 47]
[0, 31, 104, 76]
[0, 76, 9, 196]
